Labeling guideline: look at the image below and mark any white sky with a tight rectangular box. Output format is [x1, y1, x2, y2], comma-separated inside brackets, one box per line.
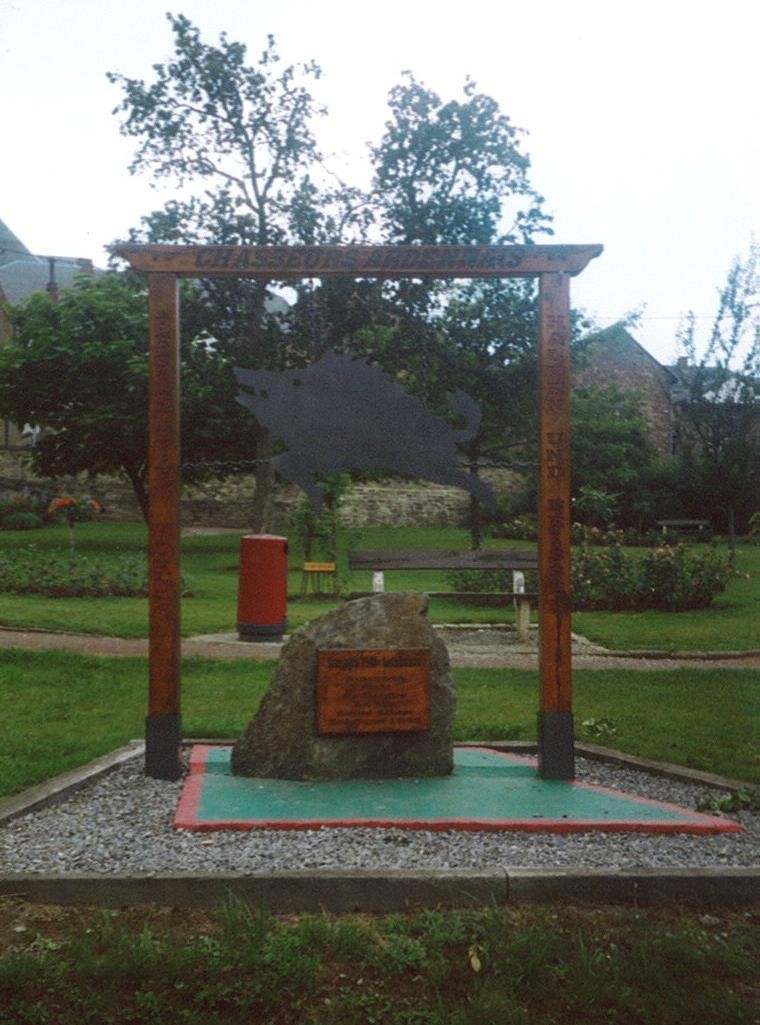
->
[2, 0, 758, 363]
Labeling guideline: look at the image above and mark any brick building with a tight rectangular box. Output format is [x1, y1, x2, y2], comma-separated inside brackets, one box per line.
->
[574, 322, 678, 457]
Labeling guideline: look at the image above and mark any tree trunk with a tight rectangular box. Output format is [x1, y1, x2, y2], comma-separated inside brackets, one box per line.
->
[468, 439, 482, 550]
[727, 506, 736, 561]
[124, 465, 149, 524]
[251, 425, 275, 533]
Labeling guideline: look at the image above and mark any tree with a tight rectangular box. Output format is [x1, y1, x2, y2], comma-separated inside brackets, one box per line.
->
[365, 71, 551, 379]
[571, 384, 658, 529]
[674, 243, 760, 541]
[0, 274, 251, 521]
[108, 15, 352, 528]
[287, 72, 554, 365]
[108, 14, 370, 355]
[109, 22, 556, 535]
[354, 75, 554, 545]
[108, 15, 328, 248]
[371, 73, 550, 248]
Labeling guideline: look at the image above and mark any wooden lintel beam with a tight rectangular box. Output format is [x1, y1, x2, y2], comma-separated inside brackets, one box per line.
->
[117, 243, 603, 280]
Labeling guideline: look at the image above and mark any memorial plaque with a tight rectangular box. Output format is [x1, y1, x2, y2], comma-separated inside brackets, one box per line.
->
[316, 648, 431, 735]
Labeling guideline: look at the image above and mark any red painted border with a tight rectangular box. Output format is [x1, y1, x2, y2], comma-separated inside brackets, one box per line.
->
[174, 745, 743, 835]
[179, 818, 739, 834]
[173, 744, 211, 829]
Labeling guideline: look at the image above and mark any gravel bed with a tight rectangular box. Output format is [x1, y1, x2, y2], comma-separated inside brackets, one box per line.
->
[0, 753, 757, 874]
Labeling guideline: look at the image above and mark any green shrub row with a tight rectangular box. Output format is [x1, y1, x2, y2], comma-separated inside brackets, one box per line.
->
[0, 494, 47, 531]
[446, 567, 539, 594]
[0, 510, 45, 530]
[573, 544, 734, 611]
[0, 548, 149, 597]
[488, 516, 711, 548]
[448, 545, 735, 611]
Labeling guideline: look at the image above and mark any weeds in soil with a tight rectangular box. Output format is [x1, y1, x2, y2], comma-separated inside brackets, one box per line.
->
[0, 900, 757, 1025]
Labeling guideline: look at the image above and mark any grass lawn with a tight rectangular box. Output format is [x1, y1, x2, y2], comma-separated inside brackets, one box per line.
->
[0, 526, 757, 1023]
[1, 649, 757, 797]
[0, 522, 757, 650]
[0, 899, 757, 1025]
[575, 545, 760, 652]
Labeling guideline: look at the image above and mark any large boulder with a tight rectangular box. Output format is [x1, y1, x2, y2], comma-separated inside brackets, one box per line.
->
[231, 592, 455, 780]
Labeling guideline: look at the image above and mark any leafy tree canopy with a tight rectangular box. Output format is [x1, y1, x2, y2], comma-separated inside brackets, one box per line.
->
[106, 16, 557, 530]
[674, 242, 760, 536]
[0, 273, 252, 521]
[371, 72, 551, 247]
[107, 15, 327, 244]
[571, 384, 658, 527]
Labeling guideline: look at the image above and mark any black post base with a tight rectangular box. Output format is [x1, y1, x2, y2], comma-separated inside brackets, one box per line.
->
[145, 714, 182, 780]
[237, 619, 287, 642]
[537, 711, 575, 780]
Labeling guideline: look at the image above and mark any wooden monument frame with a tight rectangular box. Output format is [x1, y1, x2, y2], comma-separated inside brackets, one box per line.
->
[117, 243, 603, 782]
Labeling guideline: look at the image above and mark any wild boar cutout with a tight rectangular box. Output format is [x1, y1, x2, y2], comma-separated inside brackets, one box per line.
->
[235, 350, 496, 514]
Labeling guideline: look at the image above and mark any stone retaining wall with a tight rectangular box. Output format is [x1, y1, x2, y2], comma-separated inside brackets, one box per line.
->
[0, 452, 518, 530]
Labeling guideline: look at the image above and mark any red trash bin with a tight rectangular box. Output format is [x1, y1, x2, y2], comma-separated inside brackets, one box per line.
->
[237, 534, 288, 641]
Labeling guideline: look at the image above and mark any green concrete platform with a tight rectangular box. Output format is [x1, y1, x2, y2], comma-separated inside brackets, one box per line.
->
[175, 746, 741, 834]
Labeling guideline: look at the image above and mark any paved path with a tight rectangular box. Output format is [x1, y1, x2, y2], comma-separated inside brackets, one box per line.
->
[2, 625, 758, 670]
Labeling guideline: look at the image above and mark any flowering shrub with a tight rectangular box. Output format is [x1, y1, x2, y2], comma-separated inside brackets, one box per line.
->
[572, 544, 734, 611]
[47, 496, 103, 523]
[449, 544, 734, 610]
[0, 548, 148, 597]
[490, 518, 669, 547]
[488, 517, 539, 541]
[571, 545, 639, 610]
[570, 523, 666, 548]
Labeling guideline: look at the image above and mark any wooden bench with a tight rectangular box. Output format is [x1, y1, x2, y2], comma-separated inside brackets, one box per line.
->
[348, 548, 538, 640]
[656, 519, 710, 535]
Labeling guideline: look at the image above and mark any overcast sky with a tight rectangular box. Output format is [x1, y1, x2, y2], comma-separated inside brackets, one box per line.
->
[2, 0, 758, 362]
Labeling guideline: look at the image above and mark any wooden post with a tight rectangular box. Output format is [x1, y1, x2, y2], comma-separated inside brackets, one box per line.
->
[537, 272, 575, 779]
[145, 273, 182, 780]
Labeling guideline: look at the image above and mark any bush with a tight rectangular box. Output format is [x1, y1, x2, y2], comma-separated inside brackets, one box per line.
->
[46, 495, 103, 524]
[0, 493, 49, 520]
[572, 544, 734, 611]
[487, 516, 538, 541]
[446, 567, 538, 593]
[449, 544, 734, 611]
[447, 568, 504, 592]
[570, 523, 666, 548]
[287, 473, 351, 562]
[0, 510, 44, 531]
[0, 548, 149, 597]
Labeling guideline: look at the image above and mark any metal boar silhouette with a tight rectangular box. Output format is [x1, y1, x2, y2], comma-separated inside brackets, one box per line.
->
[234, 350, 496, 513]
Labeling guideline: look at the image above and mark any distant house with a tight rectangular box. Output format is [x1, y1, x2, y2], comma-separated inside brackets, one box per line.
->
[573, 321, 759, 471]
[0, 218, 93, 335]
[573, 323, 677, 457]
[0, 218, 94, 446]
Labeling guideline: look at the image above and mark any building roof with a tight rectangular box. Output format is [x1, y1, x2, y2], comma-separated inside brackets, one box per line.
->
[0, 218, 94, 305]
[0, 217, 35, 268]
[665, 359, 757, 404]
[579, 322, 672, 373]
